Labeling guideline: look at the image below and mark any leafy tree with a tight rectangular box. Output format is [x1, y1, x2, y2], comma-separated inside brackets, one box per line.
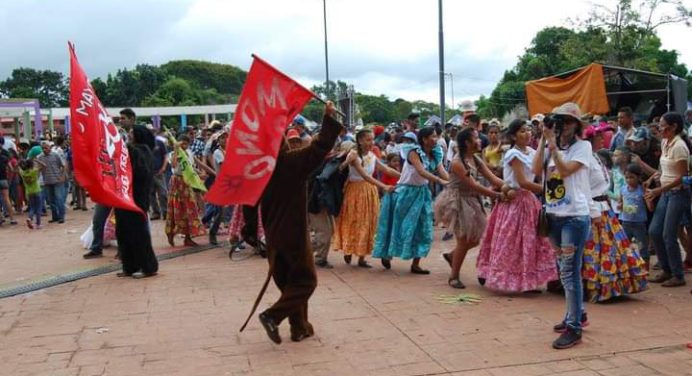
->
[0, 68, 68, 107]
[161, 60, 246, 95]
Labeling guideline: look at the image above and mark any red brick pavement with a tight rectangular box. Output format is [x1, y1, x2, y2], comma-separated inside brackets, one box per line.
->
[1, 214, 692, 375]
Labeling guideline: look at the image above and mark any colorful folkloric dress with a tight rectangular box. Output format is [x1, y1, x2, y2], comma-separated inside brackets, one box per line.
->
[434, 154, 486, 243]
[582, 153, 648, 302]
[165, 148, 206, 238]
[373, 144, 443, 260]
[332, 151, 380, 256]
[476, 147, 558, 292]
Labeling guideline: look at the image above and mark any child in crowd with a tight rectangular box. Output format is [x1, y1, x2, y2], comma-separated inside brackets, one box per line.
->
[608, 147, 631, 215]
[380, 153, 401, 186]
[18, 159, 44, 229]
[619, 163, 650, 266]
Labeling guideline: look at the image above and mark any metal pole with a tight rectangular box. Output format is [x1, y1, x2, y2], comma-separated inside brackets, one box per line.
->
[323, 0, 330, 100]
[449, 73, 454, 112]
[438, 0, 446, 125]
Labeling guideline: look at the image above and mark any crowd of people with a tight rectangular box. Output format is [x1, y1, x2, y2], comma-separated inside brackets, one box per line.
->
[1, 103, 691, 349]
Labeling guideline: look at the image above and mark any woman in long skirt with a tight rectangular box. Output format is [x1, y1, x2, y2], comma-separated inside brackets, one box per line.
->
[582, 125, 648, 302]
[435, 127, 505, 288]
[116, 125, 159, 278]
[373, 127, 449, 274]
[333, 128, 400, 267]
[476, 119, 557, 292]
[165, 135, 206, 247]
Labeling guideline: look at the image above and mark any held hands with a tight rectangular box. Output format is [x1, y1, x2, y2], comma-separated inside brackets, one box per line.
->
[644, 187, 662, 201]
[383, 185, 395, 193]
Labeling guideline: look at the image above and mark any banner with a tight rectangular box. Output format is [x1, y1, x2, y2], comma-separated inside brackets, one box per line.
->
[68, 42, 142, 214]
[206, 55, 314, 205]
[177, 147, 207, 192]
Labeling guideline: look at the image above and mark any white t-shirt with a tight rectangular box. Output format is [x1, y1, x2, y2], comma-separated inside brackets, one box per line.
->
[436, 138, 448, 156]
[348, 151, 376, 182]
[588, 153, 610, 217]
[213, 148, 225, 173]
[544, 140, 592, 217]
[446, 140, 457, 163]
[502, 147, 536, 189]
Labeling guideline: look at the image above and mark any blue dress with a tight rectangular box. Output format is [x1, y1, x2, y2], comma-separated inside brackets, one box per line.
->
[373, 144, 443, 260]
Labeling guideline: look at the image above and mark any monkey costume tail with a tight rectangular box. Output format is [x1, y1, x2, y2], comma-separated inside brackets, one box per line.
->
[239, 239, 274, 332]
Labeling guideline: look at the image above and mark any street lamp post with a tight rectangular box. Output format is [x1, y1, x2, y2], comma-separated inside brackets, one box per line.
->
[444, 72, 455, 112]
[438, 0, 445, 125]
[323, 0, 330, 99]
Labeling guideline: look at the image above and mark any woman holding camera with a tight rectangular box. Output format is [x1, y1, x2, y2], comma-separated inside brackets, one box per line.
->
[533, 103, 592, 350]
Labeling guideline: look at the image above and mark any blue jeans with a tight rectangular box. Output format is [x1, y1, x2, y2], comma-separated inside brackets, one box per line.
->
[621, 221, 649, 260]
[648, 189, 690, 279]
[90, 204, 112, 252]
[44, 183, 66, 221]
[548, 215, 591, 331]
[28, 193, 42, 226]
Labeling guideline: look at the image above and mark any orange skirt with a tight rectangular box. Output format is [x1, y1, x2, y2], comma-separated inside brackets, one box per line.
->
[332, 181, 380, 256]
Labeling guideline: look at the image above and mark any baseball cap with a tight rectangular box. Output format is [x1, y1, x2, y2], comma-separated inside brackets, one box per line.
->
[402, 132, 417, 141]
[627, 127, 650, 142]
[293, 115, 306, 126]
[531, 113, 545, 123]
[286, 129, 301, 140]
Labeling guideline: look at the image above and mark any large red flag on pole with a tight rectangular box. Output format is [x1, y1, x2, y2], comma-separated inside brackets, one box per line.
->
[206, 55, 314, 206]
[68, 42, 142, 214]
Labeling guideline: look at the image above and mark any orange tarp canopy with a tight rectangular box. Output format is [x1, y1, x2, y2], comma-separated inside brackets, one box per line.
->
[525, 63, 609, 116]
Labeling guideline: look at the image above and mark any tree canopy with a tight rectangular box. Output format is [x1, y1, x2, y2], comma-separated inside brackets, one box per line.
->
[477, 0, 691, 119]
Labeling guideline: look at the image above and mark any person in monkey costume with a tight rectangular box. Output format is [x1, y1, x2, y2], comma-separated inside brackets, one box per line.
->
[240, 102, 342, 344]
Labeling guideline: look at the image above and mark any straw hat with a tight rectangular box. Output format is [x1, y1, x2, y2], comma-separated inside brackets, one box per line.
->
[552, 102, 586, 124]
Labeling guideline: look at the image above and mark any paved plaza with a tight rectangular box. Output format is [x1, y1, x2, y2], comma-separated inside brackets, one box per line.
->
[1, 209, 691, 376]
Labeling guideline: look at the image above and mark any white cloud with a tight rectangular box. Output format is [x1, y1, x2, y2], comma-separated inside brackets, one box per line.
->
[0, 0, 689, 107]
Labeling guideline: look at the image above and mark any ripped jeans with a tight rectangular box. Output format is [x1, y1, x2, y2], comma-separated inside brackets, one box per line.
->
[548, 214, 590, 331]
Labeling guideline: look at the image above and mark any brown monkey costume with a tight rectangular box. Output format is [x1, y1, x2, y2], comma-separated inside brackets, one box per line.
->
[252, 112, 342, 344]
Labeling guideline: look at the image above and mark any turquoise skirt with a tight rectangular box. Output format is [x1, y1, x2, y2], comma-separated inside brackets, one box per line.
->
[373, 184, 434, 260]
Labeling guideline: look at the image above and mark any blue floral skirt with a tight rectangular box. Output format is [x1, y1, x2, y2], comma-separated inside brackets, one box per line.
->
[373, 184, 433, 260]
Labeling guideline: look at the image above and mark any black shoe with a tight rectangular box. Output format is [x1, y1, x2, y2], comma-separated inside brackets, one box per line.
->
[553, 312, 589, 333]
[442, 252, 452, 267]
[381, 258, 391, 270]
[344, 255, 352, 264]
[552, 328, 582, 349]
[58, 219, 65, 224]
[48, 219, 57, 223]
[258, 312, 282, 344]
[209, 235, 218, 246]
[410, 265, 430, 275]
[357, 261, 372, 268]
[315, 260, 334, 269]
[83, 250, 103, 259]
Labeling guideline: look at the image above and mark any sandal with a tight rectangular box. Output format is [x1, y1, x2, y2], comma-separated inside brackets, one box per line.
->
[344, 255, 352, 264]
[381, 258, 391, 270]
[448, 278, 465, 289]
[357, 260, 372, 268]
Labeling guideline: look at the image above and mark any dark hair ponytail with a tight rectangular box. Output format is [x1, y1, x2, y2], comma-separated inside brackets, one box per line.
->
[504, 119, 526, 148]
[417, 127, 435, 147]
[662, 112, 692, 152]
[355, 129, 372, 167]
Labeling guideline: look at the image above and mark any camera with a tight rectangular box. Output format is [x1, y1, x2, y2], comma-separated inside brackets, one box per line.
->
[542, 114, 565, 132]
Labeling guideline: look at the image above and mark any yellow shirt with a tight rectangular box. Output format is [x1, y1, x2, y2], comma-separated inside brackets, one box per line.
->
[483, 145, 503, 168]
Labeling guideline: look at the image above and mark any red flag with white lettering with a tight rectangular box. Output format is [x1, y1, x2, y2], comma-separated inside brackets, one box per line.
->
[206, 55, 314, 206]
[68, 42, 142, 213]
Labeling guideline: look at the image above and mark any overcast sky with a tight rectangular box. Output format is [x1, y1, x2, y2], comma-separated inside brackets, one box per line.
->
[1, 0, 690, 106]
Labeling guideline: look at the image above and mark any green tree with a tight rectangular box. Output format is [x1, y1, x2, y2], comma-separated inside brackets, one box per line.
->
[357, 94, 396, 124]
[0, 68, 68, 107]
[161, 60, 246, 95]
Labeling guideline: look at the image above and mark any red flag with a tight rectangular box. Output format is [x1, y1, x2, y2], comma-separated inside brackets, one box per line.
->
[206, 55, 314, 206]
[68, 43, 142, 214]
